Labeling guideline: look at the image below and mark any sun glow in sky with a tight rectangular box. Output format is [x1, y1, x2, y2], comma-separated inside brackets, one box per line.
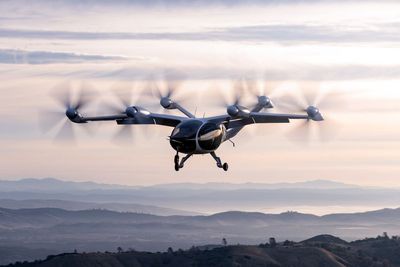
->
[0, 0, 400, 186]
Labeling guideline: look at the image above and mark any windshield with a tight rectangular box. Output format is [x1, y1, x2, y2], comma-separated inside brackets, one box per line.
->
[171, 120, 202, 139]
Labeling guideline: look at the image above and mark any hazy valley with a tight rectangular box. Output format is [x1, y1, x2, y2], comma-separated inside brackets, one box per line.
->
[1, 178, 400, 265]
[1, 178, 399, 215]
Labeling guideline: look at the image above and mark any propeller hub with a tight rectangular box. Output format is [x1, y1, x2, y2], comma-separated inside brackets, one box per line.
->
[306, 106, 318, 115]
[306, 106, 324, 121]
[227, 105, 239, 117]
[125, 106, 137, 118]
[258, 96, 273, 108]
[227, 105, 250, 118]
[65, 107, 79, 120]
[160, 97, 174, 109]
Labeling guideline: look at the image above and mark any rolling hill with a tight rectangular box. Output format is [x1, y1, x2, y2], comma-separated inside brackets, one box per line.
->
[1, 207, 400, 265]
[4, 234, 400, 267]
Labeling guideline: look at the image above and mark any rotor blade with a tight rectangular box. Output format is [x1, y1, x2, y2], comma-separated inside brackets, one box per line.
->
[75, 81, 91, 109]
[143, 74, 189, 114]
[302, 89, 317, 107]
[316, 90, 348, 110]
[75, 81, 98, 110]
[298, 82, 320, 107]
[147, 79, 169, 100]
[263, 79, 274, 97]
[204, 85, 230, 109]
[136, 83, 163, 112]
[112, 125, 134, 144]
[80, 121, 98, 137]
[244, 123, 283, 139]
[275, 93, 305, 112]
[50, 81, 72, 109]
[112, 84, 133, 108]
[276, 82, 321, 112]
[137, 125, 159, 139]
[165, 81, 175, 99]
[173, 92, 196, 111]
[246, 78, 276, 98]
[99, 101, 126, 115]
[54, 120, 75, 143]
[316, 115, 340, 142]
[38, 110, 66, 133]
[286, 115, 339, 144]
[206, 80, 245, 109]
[140, 81, 153, 99]
[164, 69, 185, 98]
[244, 78, 258, 97]
[232, 80, 245, 105]
[154, 82, 163, 99]
[286, 120, 312, 144]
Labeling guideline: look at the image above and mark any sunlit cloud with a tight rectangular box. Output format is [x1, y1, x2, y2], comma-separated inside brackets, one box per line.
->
[0, 0, 400, 188]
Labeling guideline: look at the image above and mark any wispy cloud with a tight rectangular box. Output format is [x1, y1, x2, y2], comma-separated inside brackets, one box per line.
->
[0, 0, 376, 9]
[5, 63, 399, 81]
[61, 64, 400, 81]
[1, 23, 399, 43]
[0, 49, 126, 64]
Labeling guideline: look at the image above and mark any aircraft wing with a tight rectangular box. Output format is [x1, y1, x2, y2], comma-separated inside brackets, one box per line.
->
[208, 112, 309, 129]
[80, 113, 187, 127]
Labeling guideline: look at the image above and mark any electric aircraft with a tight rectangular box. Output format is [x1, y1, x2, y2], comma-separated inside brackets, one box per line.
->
[45, 81, 326, 171]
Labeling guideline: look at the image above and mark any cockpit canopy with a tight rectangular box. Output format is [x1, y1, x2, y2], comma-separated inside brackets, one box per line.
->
[170, 120, 225, 153]
[171, 120, 202, 140]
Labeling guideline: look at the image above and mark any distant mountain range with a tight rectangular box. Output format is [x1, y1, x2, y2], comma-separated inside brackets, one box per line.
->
[0, 178, 133, 192]
[0, 178, 361, 192]
[2, 206, 400, 230]
[0, 178, 399, 214]
[0, 199, 200, 216]
[1, 206, 400, 265]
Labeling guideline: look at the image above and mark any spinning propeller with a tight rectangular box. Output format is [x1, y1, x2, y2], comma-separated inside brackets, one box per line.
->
[105, 77, 190, 144]
[244, 79, 275, 110]
[212, 79, 282, 117]
[39, 81, 96, 142]
[105, 82, 138, 144]
[211, 80, 252, 117]
[213, 80, 245, 108]
[279, 83, 344, 143]
[144, 78, 192, 112]
[105, 82, 155, 144]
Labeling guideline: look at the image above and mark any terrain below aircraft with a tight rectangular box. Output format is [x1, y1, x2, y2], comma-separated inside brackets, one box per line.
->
[48, 81, 325, 171]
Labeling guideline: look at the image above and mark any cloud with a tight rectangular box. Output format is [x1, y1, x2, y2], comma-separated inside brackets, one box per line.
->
[84, 65, 400, 81]
[11, 63, 400, 81]
[0, 49, 126, 64]
[0, 23, 399, 44]
[0, 0, 375, 9]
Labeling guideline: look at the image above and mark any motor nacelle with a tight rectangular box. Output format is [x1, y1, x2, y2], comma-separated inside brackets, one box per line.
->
[258, 96, 273, 108]
[160, 97, 176, 109]
[227, 105, 250, 118]
[66, 108, 85, 123]
[125, 106, 151, 118]
[306, 106, 324, 121]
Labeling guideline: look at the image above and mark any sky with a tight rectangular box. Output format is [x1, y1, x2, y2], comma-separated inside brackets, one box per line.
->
[0, 0, 400, 186]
